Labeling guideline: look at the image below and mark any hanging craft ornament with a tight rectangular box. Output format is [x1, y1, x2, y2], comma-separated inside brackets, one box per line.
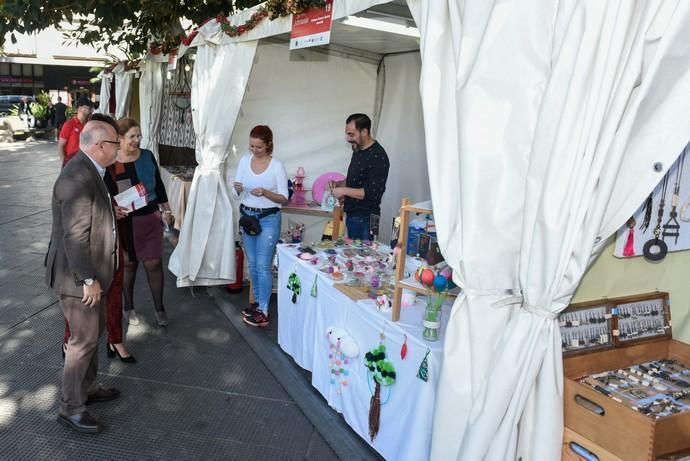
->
[400, 334, 408, 360]
[326, 326, 359, 395]
[639, 193, 653, 232]
[623, 217, 636, 257]
[417, 348, 431, 382]
[287, 271, 301, 303]
[662, 150, 685, 244]
[364, 328, 396, 442]
[643, 172, 670, 261]
[310, 274, 318, 297]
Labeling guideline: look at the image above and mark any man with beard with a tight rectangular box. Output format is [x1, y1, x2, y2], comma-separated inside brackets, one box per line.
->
[332, 113, 390, 240]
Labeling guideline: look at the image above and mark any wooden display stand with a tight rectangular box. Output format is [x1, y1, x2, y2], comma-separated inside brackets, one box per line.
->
[391, 198, 458, 321]
[562, 292, 690, 460]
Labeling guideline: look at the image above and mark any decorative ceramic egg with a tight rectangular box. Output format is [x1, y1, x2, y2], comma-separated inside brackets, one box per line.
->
[433, 274, 447, 291]
[420, 268, 435, 287]
[441, 267, 453, 281]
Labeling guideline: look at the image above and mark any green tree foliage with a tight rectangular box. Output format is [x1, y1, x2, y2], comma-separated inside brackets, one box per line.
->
[0, 0, 266, 57]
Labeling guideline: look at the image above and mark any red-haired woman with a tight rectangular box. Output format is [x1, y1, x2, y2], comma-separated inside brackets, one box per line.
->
[232, 125, 288, 328]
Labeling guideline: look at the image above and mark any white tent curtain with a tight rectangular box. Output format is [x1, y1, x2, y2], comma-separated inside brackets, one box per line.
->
[168, 32, 258, 287]
[138, 60, 165, 161]
[97, 71, 113, 115]
[114, 63, 133, 119]
[407, 0, 690, 459]
[376, 52, 428, 243]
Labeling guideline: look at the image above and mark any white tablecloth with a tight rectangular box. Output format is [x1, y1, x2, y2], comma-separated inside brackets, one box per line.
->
[276, 244, 449, 461]
[160, 167, 192, 231]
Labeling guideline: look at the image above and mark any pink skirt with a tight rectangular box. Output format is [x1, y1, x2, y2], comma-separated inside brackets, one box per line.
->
[130, 210, 163, 261]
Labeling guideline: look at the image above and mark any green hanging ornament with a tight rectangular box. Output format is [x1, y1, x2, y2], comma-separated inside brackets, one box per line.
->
[417, 348, 430, 382]
[310, 274, 318, 297]
[287, 271, 301, 303]
[364, 332, 396, 442]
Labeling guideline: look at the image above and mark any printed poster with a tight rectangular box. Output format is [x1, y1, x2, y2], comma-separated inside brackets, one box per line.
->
[290, 0, 333, 50]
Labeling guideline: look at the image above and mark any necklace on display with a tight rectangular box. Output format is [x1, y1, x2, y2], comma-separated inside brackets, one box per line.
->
[643, 172, 670, 261]
[662, 149, 685, 243]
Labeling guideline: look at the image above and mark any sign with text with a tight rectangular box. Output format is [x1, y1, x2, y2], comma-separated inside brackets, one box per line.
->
[290, 0, 333, 50]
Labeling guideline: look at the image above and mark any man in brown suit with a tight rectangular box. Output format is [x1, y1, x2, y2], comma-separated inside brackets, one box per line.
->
[45, 119, 121, 433]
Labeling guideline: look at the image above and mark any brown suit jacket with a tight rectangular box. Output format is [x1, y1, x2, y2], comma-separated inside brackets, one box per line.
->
[45, 151, 117, 298]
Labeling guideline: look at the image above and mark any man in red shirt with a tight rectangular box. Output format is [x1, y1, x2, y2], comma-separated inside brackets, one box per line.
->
[57, 97, 94, 166]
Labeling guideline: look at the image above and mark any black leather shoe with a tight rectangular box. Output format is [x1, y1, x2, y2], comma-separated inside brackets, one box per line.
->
[57, 411, 102, 433]
[86, 387, 121, 404]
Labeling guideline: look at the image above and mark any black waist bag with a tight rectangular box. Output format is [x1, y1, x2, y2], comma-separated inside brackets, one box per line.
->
[239, 207, 279, 236]
[239, 214, 262, 236]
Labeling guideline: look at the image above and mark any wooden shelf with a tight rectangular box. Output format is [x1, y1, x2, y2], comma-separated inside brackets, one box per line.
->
[396, 276, 460, 298]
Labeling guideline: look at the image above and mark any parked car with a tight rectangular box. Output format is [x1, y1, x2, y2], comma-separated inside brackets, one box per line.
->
[0, 95, 35, 117]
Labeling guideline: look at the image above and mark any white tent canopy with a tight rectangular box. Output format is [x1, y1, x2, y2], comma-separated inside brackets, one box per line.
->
[407, 0, 690, 459]
[168, 0, 430, 287]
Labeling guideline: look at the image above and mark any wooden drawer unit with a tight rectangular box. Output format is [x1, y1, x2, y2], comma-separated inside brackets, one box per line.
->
[562, 428, 624, 461]
[564, 339, 690, 460]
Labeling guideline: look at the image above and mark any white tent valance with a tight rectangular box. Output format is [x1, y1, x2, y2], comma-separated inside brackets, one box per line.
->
[407, 0, 690, 459]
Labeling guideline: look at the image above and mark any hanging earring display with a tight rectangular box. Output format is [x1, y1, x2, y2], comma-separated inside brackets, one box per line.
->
[417, 348, 431, 382]
[310, 274, 318, 297]
[364, 328, 396, 442]
[643, 173, 670, 261]
[400, 334, 408, 360]
[287, 271, 301, 303]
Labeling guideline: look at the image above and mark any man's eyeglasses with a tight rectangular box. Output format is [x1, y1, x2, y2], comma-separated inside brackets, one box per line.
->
[101, 139, 120, 146]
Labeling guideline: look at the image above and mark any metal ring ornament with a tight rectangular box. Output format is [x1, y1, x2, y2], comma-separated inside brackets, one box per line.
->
[643, 238, 668, 261]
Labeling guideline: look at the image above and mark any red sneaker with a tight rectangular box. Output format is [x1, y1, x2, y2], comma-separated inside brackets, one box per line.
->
[242, 310, 269, 328]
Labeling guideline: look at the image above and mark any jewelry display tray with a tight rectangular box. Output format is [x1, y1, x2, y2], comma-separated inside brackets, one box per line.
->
[560, 291, 672, 357]
[562, 292, 690, 460]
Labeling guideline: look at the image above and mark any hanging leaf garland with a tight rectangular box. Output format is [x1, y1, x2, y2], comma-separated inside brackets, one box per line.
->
[217, 0, 326, 39]
[364, 344, 396, 441]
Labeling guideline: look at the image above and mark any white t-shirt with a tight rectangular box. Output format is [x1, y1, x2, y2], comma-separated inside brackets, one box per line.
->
[232, 154, 289, 209]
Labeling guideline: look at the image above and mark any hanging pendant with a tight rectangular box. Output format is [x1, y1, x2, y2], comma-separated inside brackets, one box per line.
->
[643, 238, 668, 262]
[417, 348, 430, 382]
[310, 274, 318, 297]
[623, 217, 636, 257]
[400, 334, 408, 360]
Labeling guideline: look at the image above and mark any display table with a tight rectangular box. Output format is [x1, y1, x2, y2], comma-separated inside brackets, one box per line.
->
[276, 243, 449, 461]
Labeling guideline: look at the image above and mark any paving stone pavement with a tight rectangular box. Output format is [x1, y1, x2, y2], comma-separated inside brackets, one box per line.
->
[0, 140, 379, 461]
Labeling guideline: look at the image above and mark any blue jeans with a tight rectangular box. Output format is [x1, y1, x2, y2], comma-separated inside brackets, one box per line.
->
[241, 211, 281, 314]
[346, 214, 371, 241]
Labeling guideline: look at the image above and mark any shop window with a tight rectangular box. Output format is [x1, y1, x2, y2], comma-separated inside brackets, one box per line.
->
[33, 65, 43, 77]
[22, 64, 32, 76]
[0, 63, 9, 75]
[11, 63, 21, 76]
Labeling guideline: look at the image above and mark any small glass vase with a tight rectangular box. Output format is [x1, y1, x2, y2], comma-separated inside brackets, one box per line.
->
[422, 298, 441, 342]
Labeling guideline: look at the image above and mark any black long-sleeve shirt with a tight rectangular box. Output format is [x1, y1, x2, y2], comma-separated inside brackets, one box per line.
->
[343, 141, 390, 216]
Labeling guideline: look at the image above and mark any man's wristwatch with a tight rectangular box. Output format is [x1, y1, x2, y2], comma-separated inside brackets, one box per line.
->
[83, 278, 95, 287]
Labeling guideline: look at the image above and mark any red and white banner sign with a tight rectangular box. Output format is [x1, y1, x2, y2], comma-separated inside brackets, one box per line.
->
[290, 0, 334, 50]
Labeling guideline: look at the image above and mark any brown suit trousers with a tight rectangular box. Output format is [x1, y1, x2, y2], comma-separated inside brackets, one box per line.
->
[59, 295, 106, 416]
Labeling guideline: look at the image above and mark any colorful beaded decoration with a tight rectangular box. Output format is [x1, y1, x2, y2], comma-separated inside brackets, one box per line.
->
[328, 339, 350, 394]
